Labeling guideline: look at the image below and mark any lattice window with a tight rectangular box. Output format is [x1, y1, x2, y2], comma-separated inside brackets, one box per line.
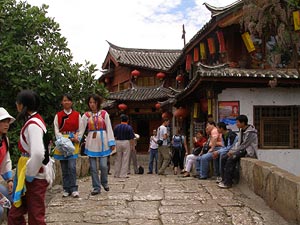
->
[254, 106, 299, 149]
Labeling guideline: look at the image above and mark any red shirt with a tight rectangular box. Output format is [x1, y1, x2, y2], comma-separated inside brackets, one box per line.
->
[194, 137, 207, 148]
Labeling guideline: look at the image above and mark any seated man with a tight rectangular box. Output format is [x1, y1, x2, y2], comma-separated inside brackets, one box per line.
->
[195, 121, 223, 179]
[212, 122, 238, 183]
[218, 115, 258, 189]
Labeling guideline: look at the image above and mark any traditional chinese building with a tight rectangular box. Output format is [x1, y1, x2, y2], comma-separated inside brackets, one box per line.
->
[100, 0, 300, 175]
[100, 42, 182, 152]
[166, 0, 300, 175]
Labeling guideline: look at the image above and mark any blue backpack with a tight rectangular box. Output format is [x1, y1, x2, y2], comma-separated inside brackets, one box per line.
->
[172, 135, 183, 148]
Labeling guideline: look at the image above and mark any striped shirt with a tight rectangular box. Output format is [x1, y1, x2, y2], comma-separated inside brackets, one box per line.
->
[114, 123, 135, 140]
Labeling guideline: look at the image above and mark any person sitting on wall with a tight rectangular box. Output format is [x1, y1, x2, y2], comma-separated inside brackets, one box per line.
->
[212, 122, 238, 184]
[218, 115, 258, 189]
[183, 130, 207, 177]
[195, 121, 223, 179]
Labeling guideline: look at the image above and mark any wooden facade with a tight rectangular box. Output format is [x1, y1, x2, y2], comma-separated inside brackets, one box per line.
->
[100, 0, 300, 150]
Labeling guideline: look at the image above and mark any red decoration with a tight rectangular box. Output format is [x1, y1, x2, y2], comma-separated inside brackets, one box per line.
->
[155, 103, 161, 109]
[193, 47, 199, 62]
[156, 72, 166, 80]
[174, 107, 189, 119]
[118, 103, 127, 111]
[176, 75, 184, 83]
[200, 99, 208, 112]
[162, 111, 173, 119]
[216, 31, 226, 53]
[131, 69, 140, 78]
[207, 38, 216, 55]
[186, 54, 192, 71]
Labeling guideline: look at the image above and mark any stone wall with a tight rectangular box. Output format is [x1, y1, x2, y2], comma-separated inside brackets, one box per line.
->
[240, 158, 300, 224]
[53, 156, 90, 185]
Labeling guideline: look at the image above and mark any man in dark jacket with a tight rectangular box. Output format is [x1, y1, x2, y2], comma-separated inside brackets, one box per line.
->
[213, 122, 238, 183]
[218, 115, 258, 188]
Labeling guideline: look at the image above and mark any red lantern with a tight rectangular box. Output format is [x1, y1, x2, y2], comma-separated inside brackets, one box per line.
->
[174, 107, 189, 119]
[156, 72, 165, 80]
[162, 111, 173, 119]
[118, 103, 127, 111]
[200, 99, 208, 112]
[131, 69, 140, 78]
[155, 103, 161, 109]
[176, 75, 184, 83]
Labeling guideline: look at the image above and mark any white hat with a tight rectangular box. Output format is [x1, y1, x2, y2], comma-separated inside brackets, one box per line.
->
[0, 107, 15, 124]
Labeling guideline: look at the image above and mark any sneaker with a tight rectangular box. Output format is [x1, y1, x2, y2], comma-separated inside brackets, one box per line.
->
[62, 191, 70, 197]
[216, 177, 222, 184]
[103, 186, 110, 192]
[218, 182, 232, 189]
[71, 191, 79, 198]
[91, 189, 100, 196]
[147, 171, 153, 174]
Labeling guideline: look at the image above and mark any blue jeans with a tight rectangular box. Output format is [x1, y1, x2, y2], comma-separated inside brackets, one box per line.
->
[0, 184, 11, 219]
[196, 147, 222, 178]
[89, 156, 108, 192]
[148, 148, 158, 173]
[60, 159, 77, 193]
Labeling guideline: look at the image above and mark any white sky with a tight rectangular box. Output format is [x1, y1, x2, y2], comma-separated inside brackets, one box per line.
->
[25, 0, 236, 78]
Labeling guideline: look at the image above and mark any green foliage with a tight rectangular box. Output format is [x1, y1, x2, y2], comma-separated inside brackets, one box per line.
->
[0, 0, 108, 166]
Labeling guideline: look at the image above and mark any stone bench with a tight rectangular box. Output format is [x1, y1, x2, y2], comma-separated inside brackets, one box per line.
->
[240, 158, 300, 224]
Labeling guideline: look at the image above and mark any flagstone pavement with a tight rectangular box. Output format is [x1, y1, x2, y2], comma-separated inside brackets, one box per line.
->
[45, 166, 292, 225]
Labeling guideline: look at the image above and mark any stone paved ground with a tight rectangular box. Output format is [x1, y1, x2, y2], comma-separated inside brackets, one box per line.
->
[45, 165, 292, 225]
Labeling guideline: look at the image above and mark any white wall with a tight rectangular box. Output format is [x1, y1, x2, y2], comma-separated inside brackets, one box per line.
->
[218, 87, 300, 176]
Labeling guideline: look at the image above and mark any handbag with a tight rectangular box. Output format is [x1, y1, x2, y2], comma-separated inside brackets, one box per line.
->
[202, 138, 210, 154]
[192, 147, 202, 156]
[157, 140, 163, 146]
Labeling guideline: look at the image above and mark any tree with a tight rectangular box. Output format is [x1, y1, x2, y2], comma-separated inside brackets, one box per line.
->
[0, 0, 108, 165]
[241, 0, 300, 72]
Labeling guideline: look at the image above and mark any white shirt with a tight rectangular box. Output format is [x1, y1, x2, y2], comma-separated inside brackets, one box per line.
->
[157, 125, 168, 146]
[150, 135, 158, 149]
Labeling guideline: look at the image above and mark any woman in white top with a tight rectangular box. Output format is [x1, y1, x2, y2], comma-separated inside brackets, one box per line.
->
[9, 90, 49, 225]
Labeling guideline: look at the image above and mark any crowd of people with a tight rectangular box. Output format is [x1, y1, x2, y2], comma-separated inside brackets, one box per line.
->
[0, 89, 258, 224]
[146, 114, 258, 190]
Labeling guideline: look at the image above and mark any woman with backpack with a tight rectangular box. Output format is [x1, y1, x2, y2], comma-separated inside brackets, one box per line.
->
[171, 128, 188, 175]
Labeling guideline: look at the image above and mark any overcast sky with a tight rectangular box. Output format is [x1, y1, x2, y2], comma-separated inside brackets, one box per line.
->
[25, 0, 236, 77]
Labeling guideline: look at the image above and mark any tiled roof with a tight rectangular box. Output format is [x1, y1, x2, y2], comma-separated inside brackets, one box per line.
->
[203, 0, 243, 18]
[108, 84, 175, 102]
[107, 42, 181, 71]
[196, 63, 299, 79]
[173, 63, 300, 101]
[170, 0, 243, 69]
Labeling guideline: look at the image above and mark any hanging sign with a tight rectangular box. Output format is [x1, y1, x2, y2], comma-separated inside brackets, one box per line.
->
[216, 31, 226, 53]
[242, 32, 255, 52]
[293, 10, 300, 31]
[200, 43, 206, 60]
[207, 38, 216, 55]
[186, 54, 192, 71]
[193, 47, 199, 62]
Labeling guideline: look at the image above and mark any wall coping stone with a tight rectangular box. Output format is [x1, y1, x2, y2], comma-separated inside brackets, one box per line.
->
[240, 157, 300, 224]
